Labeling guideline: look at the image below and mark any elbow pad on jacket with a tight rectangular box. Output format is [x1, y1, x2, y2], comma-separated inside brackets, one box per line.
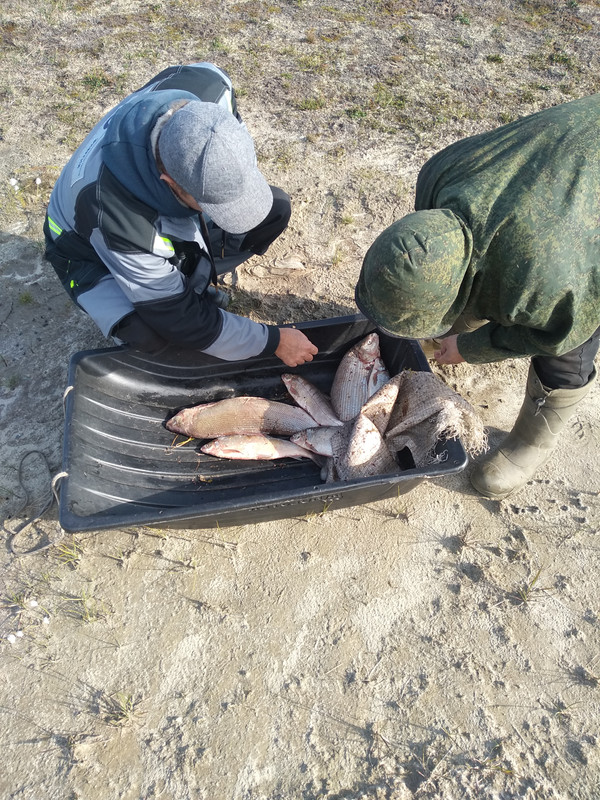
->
[134, 285, 223, 349]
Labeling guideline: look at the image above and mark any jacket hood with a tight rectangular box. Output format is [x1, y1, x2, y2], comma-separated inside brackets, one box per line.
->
[355, 209, 474, 339]
[101, 89, 200, 218]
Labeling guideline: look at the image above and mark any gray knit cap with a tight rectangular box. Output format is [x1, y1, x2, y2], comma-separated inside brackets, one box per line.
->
[158, 101, 273, 233]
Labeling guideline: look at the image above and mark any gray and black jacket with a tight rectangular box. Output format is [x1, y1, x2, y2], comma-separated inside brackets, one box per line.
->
[44, 63, 279, 358]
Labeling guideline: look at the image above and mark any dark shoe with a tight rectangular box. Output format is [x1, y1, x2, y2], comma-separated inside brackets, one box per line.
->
[206, 285, 230, 309]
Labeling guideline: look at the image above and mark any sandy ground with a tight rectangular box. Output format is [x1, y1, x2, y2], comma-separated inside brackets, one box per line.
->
[1, 1, 600, 798]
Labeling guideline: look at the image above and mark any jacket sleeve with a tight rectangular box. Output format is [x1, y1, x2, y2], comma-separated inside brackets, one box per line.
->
[457, 321, 579, 363]
[202, 309, 281, 360]
[89, 227, 280, 357]
[134, 283, 223, 349]
[134, 283, 280, 357]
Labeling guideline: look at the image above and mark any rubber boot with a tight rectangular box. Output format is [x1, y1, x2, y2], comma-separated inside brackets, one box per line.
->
[470, 365, 596, 500]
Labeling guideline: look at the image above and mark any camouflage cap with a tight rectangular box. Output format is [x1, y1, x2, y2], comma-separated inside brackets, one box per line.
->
[355, 209, 473, 339]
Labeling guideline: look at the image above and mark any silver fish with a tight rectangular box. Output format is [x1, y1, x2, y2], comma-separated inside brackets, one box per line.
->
[329, 413, 400, 481]
[282, 373, 342, 427]
[290, 426, 339, 457]
[201, 434, 320, 462]
[166, 397, 316, 439]
[330, 332, 382, 421]
[368, 356, 391, 396]
[360, 374, 403, 434]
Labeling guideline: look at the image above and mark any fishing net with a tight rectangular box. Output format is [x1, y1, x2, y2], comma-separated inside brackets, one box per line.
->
[380, 371, 487, 467]
[327, 370, 487, 479]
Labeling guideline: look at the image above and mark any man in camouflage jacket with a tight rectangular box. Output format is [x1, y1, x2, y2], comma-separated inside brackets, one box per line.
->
[355, 94, 600, 499]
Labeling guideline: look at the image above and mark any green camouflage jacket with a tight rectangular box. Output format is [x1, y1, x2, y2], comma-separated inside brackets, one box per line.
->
[358, 94, 600, 363]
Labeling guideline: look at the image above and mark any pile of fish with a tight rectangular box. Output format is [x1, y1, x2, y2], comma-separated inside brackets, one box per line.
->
[166, 333, 481, 482]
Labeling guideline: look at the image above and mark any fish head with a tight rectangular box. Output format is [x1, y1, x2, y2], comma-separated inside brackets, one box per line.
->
[368, 357, 390, 394]
[200, 439, 225, 457]
[166, 401, 218, 434]
[201, 434, 274, 460]
[356, 333, 381, 363]
[200, 437, 251, 459]
[291, 426, 336, 457]
[165, 408, 192, 434]
[281, 373, 297, 391]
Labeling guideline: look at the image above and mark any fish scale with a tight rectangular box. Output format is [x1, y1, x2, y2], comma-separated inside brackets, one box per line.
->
[330, 332, 382, 421]
[329, 414, 400, 481]
[166, 397, 316, 439]
[201, 434, 321, 463]
[281, 373, 342, 427]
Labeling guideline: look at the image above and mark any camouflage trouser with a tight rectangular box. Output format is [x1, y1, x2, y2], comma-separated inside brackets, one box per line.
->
[533, 325, 600, 389]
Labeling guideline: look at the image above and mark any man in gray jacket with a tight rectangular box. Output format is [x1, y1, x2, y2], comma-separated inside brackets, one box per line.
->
[44, 63, 317, 367]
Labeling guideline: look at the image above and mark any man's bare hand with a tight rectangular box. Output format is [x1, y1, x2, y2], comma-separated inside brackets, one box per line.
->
[434, 334, 465, 365]
[275, 327, 318, 367]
